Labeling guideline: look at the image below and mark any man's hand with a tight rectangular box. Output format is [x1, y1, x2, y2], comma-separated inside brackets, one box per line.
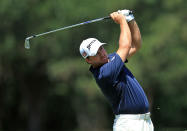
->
[110, 12, 126, 25]
[117, 9, 132, 16]
[117, 9, 135, 22]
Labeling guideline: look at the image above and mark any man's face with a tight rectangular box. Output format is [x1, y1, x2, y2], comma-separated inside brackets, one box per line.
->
[86, 46, 108, 67]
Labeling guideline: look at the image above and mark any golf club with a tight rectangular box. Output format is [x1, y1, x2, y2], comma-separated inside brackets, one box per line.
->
[24, 10, 132, 49]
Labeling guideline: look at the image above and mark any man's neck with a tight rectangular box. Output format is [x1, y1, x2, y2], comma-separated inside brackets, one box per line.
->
[92, 64, 100, 68]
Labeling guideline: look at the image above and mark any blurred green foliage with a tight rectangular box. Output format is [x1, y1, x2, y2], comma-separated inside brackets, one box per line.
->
[0, 0, 187, 131]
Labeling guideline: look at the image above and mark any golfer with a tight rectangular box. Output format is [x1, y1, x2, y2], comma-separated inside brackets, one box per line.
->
[79, 10, 154, 131]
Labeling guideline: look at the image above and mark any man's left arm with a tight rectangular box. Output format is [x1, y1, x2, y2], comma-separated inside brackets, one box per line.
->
[127, 20, 142, 59]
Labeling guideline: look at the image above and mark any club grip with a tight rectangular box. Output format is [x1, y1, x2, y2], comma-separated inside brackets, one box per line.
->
[103, 16, 111, 20]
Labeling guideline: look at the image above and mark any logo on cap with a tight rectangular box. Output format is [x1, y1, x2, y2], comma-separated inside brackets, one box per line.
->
[87, 40, 96, 50]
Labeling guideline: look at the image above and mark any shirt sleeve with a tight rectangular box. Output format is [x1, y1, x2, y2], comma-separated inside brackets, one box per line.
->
[100, 53, 124, 82]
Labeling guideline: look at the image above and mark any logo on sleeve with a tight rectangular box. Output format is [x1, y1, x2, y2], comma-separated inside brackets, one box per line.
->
[111, 56, 115, 61]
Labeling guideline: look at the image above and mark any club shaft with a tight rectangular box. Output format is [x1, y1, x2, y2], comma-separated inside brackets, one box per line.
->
[32, 16, 111, 38]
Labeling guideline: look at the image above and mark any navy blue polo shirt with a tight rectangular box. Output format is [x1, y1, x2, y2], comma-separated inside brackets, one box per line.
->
[89, 53, 149, 115]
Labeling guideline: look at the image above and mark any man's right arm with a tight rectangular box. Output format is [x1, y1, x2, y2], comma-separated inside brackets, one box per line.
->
[110, 12, 132, 62]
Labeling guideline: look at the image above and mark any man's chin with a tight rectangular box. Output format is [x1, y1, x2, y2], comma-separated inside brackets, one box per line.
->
[102, 59, 109, 65]
[104, 57, 109, 63]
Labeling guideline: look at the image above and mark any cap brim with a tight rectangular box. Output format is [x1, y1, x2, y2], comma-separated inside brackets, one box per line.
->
[90, 43, 106, 56]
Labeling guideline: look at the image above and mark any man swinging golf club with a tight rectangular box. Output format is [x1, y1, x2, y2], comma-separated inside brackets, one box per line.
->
[79, 9, 154, 131]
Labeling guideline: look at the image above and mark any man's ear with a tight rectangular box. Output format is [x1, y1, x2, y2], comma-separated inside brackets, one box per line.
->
[85, 57, 91, 64]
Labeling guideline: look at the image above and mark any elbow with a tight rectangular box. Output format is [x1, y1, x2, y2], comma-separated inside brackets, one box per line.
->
[126, 43, 132, 50]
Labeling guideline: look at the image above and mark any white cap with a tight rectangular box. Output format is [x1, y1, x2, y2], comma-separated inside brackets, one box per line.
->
[79, 38, 106, 58]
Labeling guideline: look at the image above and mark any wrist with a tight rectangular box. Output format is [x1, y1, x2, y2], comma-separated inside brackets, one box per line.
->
[119, 18, 127, 25]
[119, 20, 128, 28]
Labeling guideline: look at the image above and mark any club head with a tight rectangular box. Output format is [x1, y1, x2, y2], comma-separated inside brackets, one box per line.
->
[25, 38, 30, 49]
[25, 36, 34, 49]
